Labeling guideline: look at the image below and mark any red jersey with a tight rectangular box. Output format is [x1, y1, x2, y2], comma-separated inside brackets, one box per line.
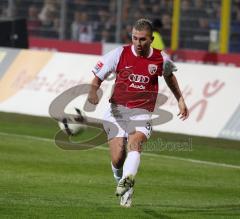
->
[92, 44, 176, 112]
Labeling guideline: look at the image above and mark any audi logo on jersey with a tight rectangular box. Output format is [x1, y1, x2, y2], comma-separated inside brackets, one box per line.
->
[128, 74, 150, 83]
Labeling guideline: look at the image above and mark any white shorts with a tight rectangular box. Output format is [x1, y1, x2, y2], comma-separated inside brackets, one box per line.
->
[103, 104, 152, 140]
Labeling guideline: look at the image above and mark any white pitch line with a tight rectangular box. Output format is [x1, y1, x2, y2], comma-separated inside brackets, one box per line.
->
[1, 132, 240, 170]
[142, 152, 240, 170]
[0, 131, 54, 143]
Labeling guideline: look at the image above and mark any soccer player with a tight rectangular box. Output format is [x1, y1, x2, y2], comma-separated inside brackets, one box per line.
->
[88, 18, 189, 207]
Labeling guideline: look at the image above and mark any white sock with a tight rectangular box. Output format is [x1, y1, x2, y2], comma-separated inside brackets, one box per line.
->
[111, 162, 123, 183]
[122, 151, 140, 178]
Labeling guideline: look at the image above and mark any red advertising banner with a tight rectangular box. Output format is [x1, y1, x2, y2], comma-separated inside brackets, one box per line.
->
[169, 49, 240, 67]
[29, 37, 102, 55]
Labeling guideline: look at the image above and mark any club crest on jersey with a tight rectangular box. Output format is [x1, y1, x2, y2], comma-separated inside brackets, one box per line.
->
[93, 61, 104, 73]
[148, 64, 158, 75]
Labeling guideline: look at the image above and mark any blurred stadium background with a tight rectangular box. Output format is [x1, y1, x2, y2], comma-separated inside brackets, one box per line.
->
[0, 0, 240, 52]
[0, 0, 240, 218]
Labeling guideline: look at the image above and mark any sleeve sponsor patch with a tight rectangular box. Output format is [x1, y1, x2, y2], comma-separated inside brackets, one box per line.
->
[93, 61, 104, 74]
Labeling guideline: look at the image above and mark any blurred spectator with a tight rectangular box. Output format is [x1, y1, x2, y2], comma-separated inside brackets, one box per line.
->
[109, 0, 116, 14]
[151, 3, 162, 18]
[132, 11, 142, 21]
[40, 10, 59, 38]
[27, 5, 41, 36]
[94, 8, 115, 42]
[71, 11, 80, 41]
[161, 13, 171, 47]
[53, 17, 61, 37]
[120, 24, 132, 44]
[98, 9, 113, 29]
[73, 0, 87, 6]
[181, 0, 191, 14]
[151, 18, 165, 50]
[38, 0, 59, 38]
[151, 0, 172, 17]
[101, 29, 114, 43]
[38, 0, 58, 25]
[68, 0, 87, 13]
[198, 18, 209, 29]
[180, 0, 194, 27]
[138, 0, 147, 12]
[192, 0, 210, 50]
[122, 0, 131, 21]
[232, 0, 240, 23]
[230, 0, 240, 52]
[128, 0, 147, 22]
[162, 13, 171, 30]
[71, 11, 93, 42]
[194, 0, 209, 29]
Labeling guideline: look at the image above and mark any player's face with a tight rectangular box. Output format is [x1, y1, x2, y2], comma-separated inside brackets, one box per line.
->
[132, 28, 153, 57]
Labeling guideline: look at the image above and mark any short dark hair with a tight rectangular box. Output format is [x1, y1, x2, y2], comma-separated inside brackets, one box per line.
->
[133, 18, 153, 35]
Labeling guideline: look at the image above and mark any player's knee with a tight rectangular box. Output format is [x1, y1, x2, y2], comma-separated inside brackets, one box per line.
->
[127, 132, 146, 152]
[112, 158, 125, 169]
[127, 141, 142, 152]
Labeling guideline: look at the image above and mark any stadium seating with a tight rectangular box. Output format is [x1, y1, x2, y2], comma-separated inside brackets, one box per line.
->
[0, 0, 239, 53]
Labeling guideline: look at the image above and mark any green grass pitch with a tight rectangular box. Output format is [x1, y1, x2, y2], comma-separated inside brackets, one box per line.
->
[0, 112, 239, 219]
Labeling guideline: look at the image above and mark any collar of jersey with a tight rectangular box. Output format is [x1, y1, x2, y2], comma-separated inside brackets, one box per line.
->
[131, 45, 153, 58]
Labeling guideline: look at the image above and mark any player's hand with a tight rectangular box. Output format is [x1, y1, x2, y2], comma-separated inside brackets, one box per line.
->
[177, 96, 189, 121]
[88, 92, 99, 105]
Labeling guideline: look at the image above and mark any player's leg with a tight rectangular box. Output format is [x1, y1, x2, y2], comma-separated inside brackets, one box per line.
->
[116, 131, 146, 195]
[116, 111, 152, 205]
[117, 131, 147, 207]
[109, 137, 127, 183]
[121, 112, 152, 181]
[123, 131, 146, 177]
[102, 104, 127, 184]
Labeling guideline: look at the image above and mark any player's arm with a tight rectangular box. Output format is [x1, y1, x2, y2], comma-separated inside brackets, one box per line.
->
[87, 46, 123, 105]
[88, 76, 102, 105]
[162, 51, 189, 120]
[164, 73, 189, 120]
